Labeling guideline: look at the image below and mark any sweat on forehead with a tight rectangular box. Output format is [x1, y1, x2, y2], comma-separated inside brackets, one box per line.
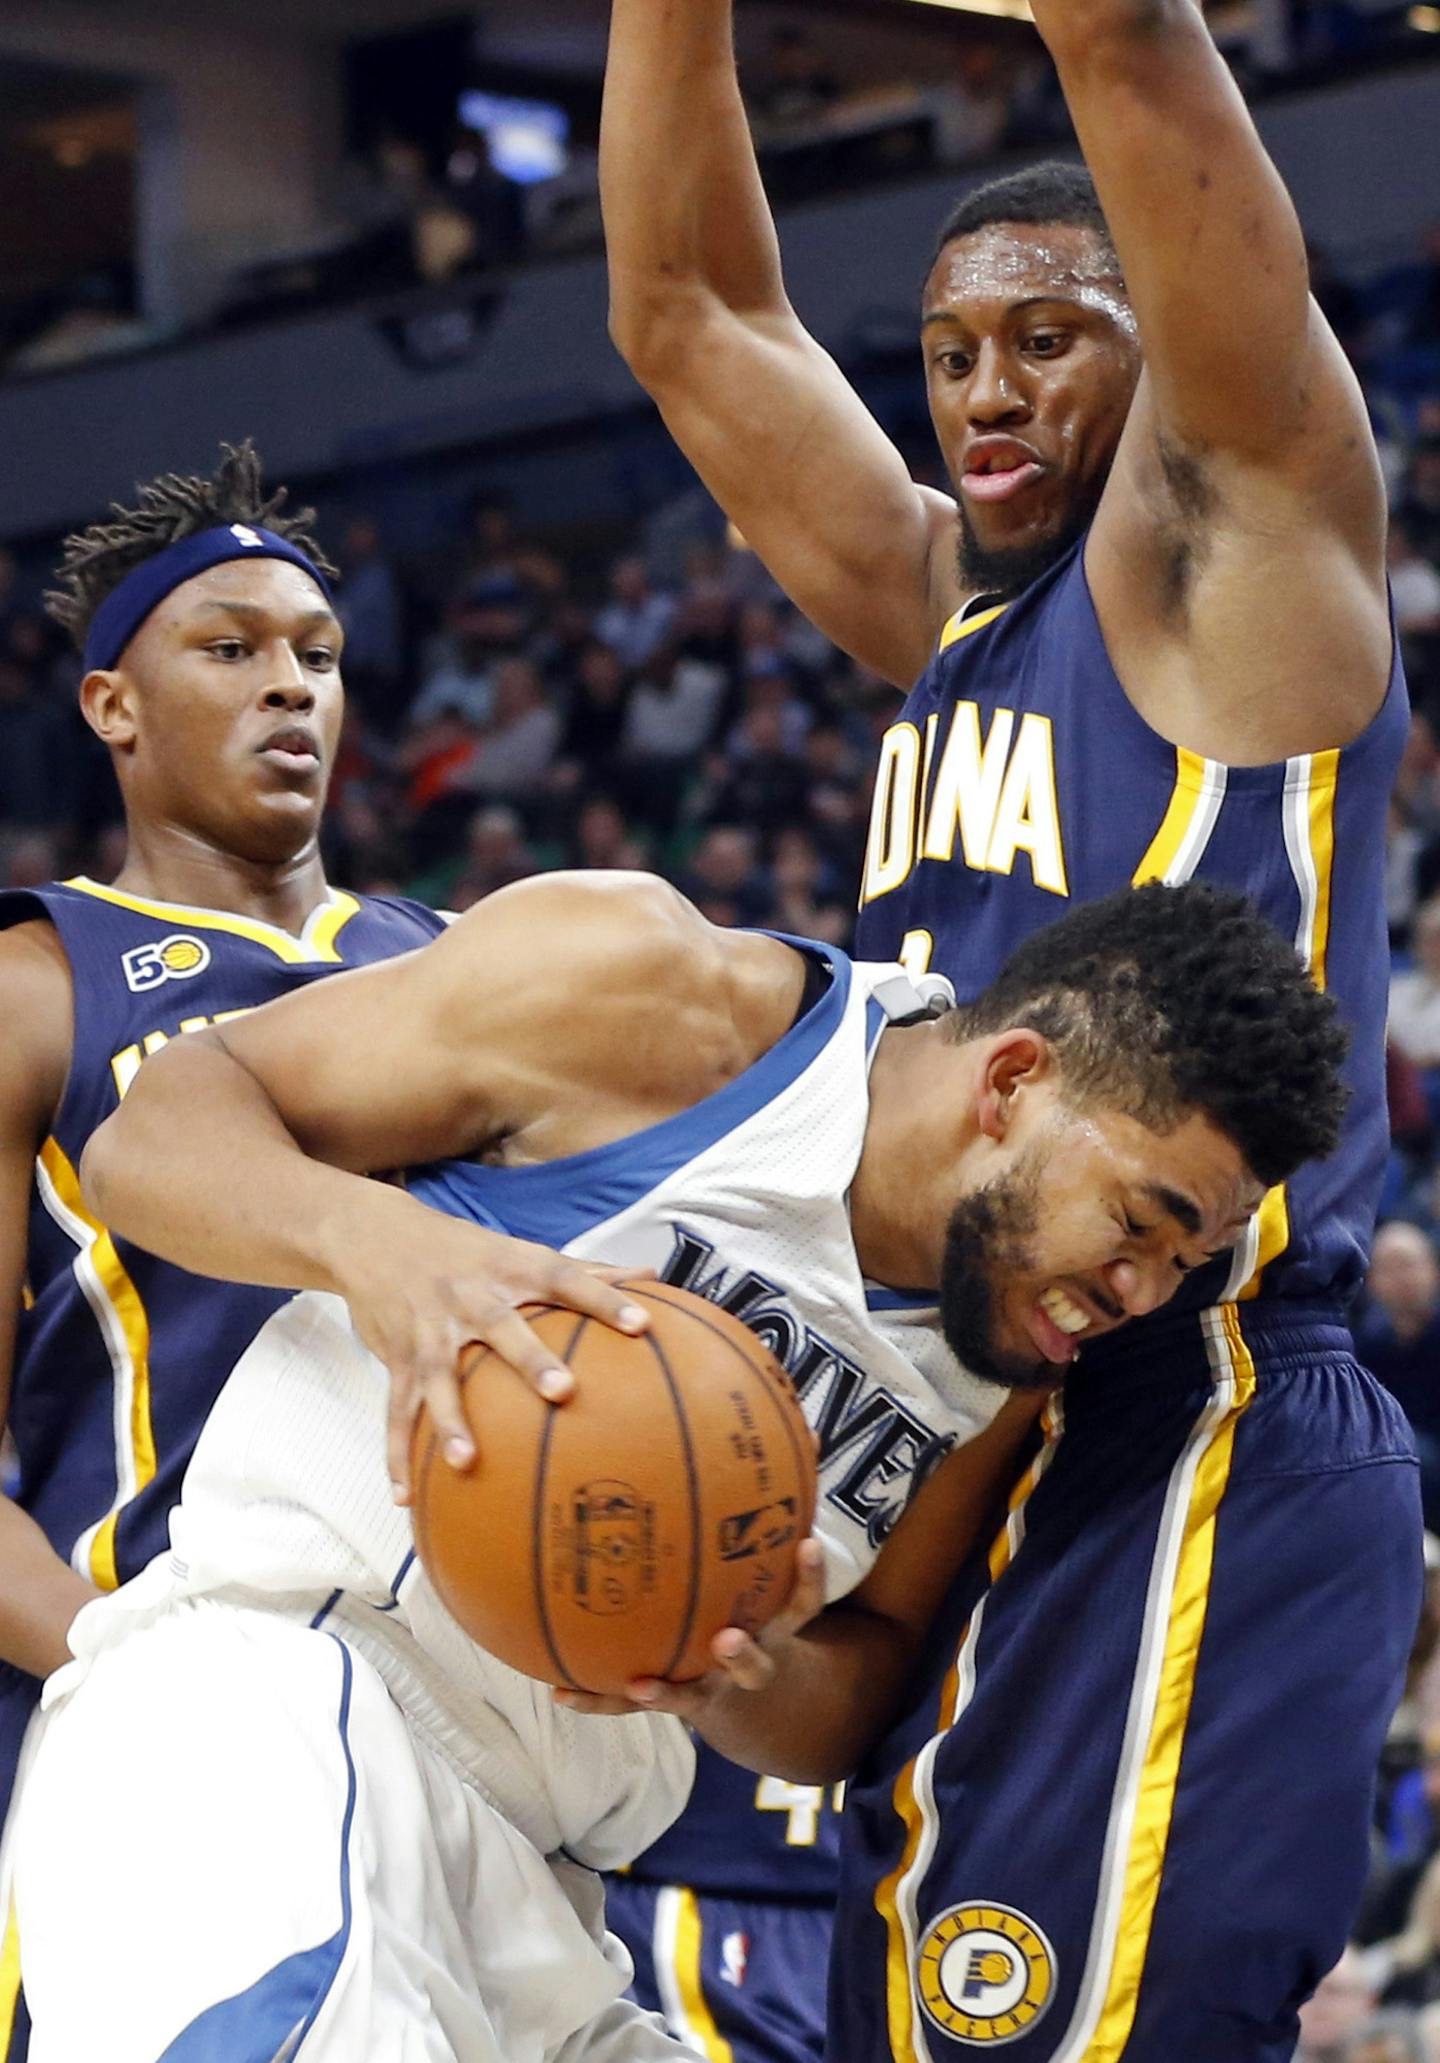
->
[925, 226, 1136, 333]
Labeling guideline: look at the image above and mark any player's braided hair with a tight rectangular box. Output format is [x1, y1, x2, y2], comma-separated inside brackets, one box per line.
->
[930, 160, 1123, 281]
[45, 440, 337, 651]
[946, 880, 1348, 1188]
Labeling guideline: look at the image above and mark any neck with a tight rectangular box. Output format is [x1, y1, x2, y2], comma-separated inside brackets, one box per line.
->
[108, 821, 332, 936]
[851, 1023, 982, 1288]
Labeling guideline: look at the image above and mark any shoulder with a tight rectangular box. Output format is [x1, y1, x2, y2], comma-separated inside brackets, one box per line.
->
[437, 873, 809, 1109]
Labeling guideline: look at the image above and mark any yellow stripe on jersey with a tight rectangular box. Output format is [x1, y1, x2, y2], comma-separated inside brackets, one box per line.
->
[1073, 1305, 1257, 2061]
[672, 1890, 735, 2063]
[938, 603, 1009, 653]
[0, 1895, 21, 2056]
[1235, 749, 1337, 1297]
[37, 1137, 156, 1592]
[62, 879, 361, 965]
[1305, 749, 1339, 992]
[877, 1411, 1061, 2061]
[1131, 748, 1215, 887]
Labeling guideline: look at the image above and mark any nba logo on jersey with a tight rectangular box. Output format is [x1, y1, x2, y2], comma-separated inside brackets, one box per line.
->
[719, 1931, 749, 1989]
[121, 933, 213, 993]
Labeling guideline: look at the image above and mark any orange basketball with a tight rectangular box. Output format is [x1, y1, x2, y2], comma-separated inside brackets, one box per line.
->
[409, 1281, 818, 1696]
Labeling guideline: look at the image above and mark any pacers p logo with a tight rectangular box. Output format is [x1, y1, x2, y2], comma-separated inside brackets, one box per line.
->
[916, 1903, 1055, 2046]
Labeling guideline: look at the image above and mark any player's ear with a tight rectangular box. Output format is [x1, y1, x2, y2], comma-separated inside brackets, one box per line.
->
[975, 1028, 1050, 1143]
[81, 667, 138, 752]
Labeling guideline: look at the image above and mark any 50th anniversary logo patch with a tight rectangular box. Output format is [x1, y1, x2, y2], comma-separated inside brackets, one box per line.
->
[121, 934, 212, 994]
[916, 1902, 1055, 2046]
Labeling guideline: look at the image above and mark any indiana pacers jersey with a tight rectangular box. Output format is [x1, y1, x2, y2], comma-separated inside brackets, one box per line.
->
[853, 536, 1408, 1321]
[1, 876, 446, 1595]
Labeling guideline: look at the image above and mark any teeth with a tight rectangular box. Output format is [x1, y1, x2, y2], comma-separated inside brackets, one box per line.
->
[1039, 1286, 1088, 1335]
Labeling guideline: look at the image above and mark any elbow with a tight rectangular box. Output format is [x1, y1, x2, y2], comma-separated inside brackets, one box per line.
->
[607, 280, 706, 390]
[78, 1120, 121, 1226]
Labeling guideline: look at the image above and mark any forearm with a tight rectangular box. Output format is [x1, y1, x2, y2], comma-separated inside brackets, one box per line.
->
[687, 1602, 915, 1784]
[0, 1497, 98, 1678]
[602, 0, 788, 358]
[80, 1034, 420, 1299]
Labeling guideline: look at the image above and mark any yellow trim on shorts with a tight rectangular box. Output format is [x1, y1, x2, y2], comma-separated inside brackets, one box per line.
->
[0, 1895, 21, 2056]
[1130, 747, 1213, 886]
[876, 1414, 1060, 2060]
[38, 1136, 155, 1591]
[938, 603, 1009, 653]
[1079, 1304, 1257, 2059]
[672, 1889, 735, 2063]
[62, 878, 361, 965]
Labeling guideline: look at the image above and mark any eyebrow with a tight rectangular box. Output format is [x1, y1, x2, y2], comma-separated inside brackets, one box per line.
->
[187, 598, 339, 631]
[921, 295, 1086, 329]
[1139, 1183, 1203, 1236]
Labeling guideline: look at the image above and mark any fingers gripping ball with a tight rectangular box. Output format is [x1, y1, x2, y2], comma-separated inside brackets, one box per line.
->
[410, 1282, 818, 1696]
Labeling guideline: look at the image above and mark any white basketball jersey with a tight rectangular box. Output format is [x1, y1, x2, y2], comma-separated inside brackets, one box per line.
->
[87, 946, 998, 1871]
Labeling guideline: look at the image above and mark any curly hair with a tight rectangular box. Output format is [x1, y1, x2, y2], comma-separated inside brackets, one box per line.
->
[930, 160, 1123, 283]
[45, 440, 337, 652]
[946, 880, 1348, 1188]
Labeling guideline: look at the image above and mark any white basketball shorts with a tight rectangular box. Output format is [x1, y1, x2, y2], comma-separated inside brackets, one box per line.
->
[14, 1597, 684, 2062]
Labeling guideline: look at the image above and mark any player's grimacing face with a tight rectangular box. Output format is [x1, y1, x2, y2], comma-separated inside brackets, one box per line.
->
[939, 1099, 1261, 1389]
[921, 223, 1142, 590]
[102, 560, 344, 862]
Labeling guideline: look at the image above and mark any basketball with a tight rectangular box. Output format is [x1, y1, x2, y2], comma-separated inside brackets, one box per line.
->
[409, 1281, 818, 1696]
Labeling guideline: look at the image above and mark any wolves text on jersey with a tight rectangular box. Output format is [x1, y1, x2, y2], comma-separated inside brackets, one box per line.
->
[660, 1226, 954, 1549]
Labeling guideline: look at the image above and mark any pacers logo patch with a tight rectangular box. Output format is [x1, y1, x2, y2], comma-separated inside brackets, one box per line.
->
[916, 1903, 1055, 2046]
[122, 934, 212, 993]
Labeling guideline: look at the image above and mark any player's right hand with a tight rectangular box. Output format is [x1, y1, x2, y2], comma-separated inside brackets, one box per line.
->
[335, 1212, 652, 1502]
[552, 1536, 829, 1721]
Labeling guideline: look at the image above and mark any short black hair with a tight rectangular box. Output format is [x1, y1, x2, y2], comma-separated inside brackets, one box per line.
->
[930, 160, 1121, 280]
[46, 440, 336, 652]
[947, 880, 1347, 1188]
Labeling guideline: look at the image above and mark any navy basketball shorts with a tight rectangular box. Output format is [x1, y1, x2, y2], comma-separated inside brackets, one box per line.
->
[832, 1306, 1424, 2063]
[608, 1876, 830, 2063]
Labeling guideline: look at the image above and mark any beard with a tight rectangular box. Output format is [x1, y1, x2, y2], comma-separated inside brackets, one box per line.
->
[938, 1149, 1055, 1391]
[956, 470, 1108, 603]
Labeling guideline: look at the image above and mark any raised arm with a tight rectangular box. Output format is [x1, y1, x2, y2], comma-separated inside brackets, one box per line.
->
[601, 0, 956, 687]
[1054, 0, 1391, 747]
[80, 875, 797, 1496]
[0, 926, 99, 1676]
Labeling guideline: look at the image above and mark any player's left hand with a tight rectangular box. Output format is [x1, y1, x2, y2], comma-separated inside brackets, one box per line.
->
[551, 1536, 827, 1719]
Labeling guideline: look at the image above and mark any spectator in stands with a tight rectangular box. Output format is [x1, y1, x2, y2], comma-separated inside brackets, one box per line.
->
[569, 793, 651, 873]
[704, 699, 811, 842]
[768, 823, 850, 946]
[1378, 1855, 1440, 2009]
[1405, 437, 1440, 570]
[1394, 899, 1440, 1068]
[1346, 2015, 1427, 2063]
[1299, 1950, 1381, 2062]
[1391, 516, 1440, 641]
[746, 25, 841, 130]
[0, 651, 75, 838]
[436, 805, 539, 913]
[1356, 1221, 1440, 1529]
[594, 555, 677, 670]
[462, 656, 561, 807]
[550, 638, 634, 802]
[335, 517, 406, 730]
[677, 823, 771, 928]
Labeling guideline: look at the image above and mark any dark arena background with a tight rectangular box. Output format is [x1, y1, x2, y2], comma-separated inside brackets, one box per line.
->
[4, 0, 1440, 2056]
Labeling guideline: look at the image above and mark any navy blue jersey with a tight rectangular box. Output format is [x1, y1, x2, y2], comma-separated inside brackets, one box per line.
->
[2, 876, 445, 1592]
[625, 1742, 843, 1900]
[853, 538, 1408, 1320]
